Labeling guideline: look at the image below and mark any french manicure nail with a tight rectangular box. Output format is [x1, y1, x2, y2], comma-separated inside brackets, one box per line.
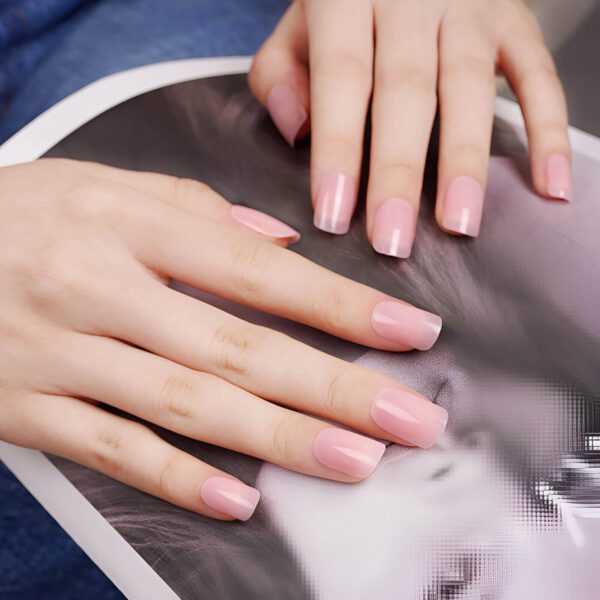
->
[267, 83, 307, 147]
[314, 172, 356, 235]
[546, 154, 573, 202]
[372, 198, 416, 258]
[371, 301, 442, 351]
[371, 387, 448, 449]
[230, 205, 301, 242]
[200, 476, 260, 521]
[442, 176, 484, 237]
[313, 428, 385, 479]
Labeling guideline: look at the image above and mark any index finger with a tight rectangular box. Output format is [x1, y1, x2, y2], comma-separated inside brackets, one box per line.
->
[110, 184, 442, 351]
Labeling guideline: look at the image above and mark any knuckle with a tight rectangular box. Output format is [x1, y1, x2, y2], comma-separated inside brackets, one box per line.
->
[318, 282, 352, 334]
[444, 142, 488, 169]
[228, 240, 276, 302]
[88, 427, 127, 476]
[156, 374, 201, 424]
[378, 161, 421, 186]
[322, 368, 355, 420]
[376, 63, 435, 99]
[173, 177, 211, 208]
[60, 179, 116, 223]
[269, 415, 303, 466]
[444, 53, 494, 84]
[313, 52, 372, 88]
[515, 60, 559, 93]
[157, 453, 182, 499]
[208, 323, 266, 378]
[27, 240, 89, 301]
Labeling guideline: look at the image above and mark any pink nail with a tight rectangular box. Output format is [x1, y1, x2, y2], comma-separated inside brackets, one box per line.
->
[546, 154, 573, 202]
[442, 176, 484, 237]
[230, 205, 301, 242]
[372, 198, 416, 258]
[371, 301, 442, 351]
[267, 83, 307, 147]
[313, 428, 385, 479]
[371, 387, 448, 449]
[314, 172, 356, 235]
[200, 477, 260, 521]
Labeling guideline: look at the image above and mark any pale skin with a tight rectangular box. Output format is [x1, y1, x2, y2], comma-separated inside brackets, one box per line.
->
[249, 0, 571, 254]
[0, 0, 570, 522]
[0, 160, 444, 521]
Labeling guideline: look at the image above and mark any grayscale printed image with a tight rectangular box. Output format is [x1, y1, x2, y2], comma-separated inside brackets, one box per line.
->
[45, 74, 600, 600]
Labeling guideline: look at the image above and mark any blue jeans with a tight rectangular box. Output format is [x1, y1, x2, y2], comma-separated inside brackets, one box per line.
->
[0, 0, 288, 141]
[0, 1, 288, 597]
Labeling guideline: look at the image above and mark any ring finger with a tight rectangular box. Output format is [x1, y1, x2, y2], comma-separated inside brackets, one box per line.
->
[54, 333, 387, 482]
[435, 4, 497, 238]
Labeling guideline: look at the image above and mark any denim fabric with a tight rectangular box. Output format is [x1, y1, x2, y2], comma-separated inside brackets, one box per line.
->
[0, 1, 288, 596]
[0, 0, 289, 142]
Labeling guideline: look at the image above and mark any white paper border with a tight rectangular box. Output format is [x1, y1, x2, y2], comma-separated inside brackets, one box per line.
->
[1, 56, 599, 600]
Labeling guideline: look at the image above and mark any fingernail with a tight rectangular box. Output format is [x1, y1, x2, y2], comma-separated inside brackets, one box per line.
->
[372, 198, 416, 259]
[200, 477, 260, 521]
[546, 154, 573, 202]
[371, 301, 442, 351]
[314, 172, 356, 235]
[313, 428, 385, 479]
[267, 83, 307, 147]
[371, 387, 448, 449]
[442, 176, 484, 237]
[231, 205, 301, 242]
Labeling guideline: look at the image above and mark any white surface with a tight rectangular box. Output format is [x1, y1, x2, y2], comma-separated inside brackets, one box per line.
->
[1, 55, 599, 600]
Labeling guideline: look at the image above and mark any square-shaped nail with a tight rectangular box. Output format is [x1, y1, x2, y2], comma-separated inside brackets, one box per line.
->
[442, 176, 484, 237]
[372, 198, 416, 259]
[370, 387, 448, 449]
[200, 476, 260, 521]
[371, 301, 442, 351]
[267, 83, 307, 147]
[314, 172, 356, 235]
[546, 154, 572, 202]
[313, 428, 385, 479]
[230, 205, 301, 242]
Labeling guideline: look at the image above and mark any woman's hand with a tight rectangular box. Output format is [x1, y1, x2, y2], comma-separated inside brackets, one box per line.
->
[0, 159, 447, 521]
[249, 0, 571, 256]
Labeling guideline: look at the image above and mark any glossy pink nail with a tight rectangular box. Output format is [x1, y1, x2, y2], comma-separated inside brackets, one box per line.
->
[313, 428, 385, 479]
[267, 83, 307, 147]
[314, 172, 356, 235]
[371, 301, 442, 351]
[546, 154, 573, 202]
[230, 205, 301, 242]
[442, 176, 484, 237]
[200, 477, 260, 521]
[372, 198, 416, 258]
[371, 387, 448, 449]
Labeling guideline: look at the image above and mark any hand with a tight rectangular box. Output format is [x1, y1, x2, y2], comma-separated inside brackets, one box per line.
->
[0, 159, 447, 521]
[250, 0, 571, 257]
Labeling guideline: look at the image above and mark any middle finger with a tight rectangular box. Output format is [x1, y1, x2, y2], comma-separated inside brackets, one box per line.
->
[93, 278, 448, 450]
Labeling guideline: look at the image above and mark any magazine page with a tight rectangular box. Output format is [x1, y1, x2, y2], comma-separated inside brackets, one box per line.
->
[1, 58, 599, 600]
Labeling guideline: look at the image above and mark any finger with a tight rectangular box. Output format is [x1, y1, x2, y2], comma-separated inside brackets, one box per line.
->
[499, 9, 572, 201]
[304, 0, 374, 234]
[8, 393, 260, 520]
[435, 8, 497, 237]
[367, 0, 440, 258]
[104, 185, 443, 351]
[56, 334, 389, 481]
[57, 159, 300, 244]
[77, 283, 448, 449]
[248, 0, 310, 146]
